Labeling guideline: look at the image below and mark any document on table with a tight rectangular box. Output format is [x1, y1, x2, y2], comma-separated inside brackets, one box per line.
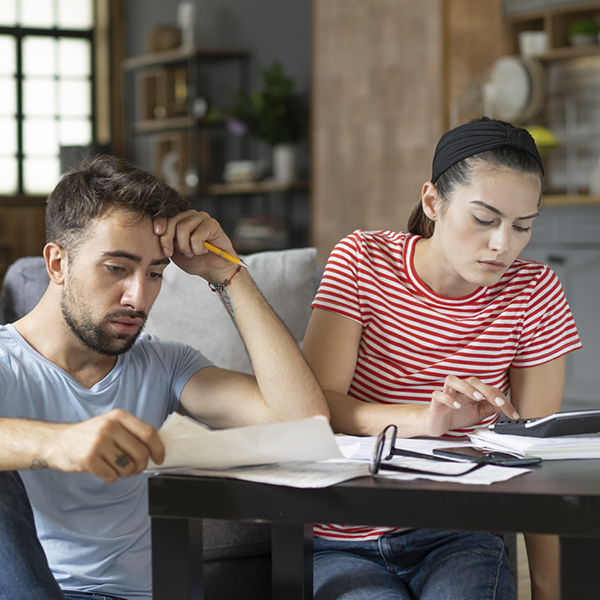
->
[147, 413, 344, 470]
[146, 415, 531, 488]
[469, 427, 600, 460]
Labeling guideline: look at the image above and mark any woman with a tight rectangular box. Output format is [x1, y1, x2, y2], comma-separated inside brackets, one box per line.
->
[303, 118, 582, 600]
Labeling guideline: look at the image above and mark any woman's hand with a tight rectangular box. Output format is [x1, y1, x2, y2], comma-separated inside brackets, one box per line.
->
[424, 375, 520, 437]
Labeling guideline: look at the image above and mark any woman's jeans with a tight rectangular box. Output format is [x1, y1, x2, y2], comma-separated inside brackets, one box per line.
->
[314, 529, 517, 600]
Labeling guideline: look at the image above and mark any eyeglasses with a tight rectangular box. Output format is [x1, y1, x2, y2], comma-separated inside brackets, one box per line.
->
[370, 424, 486, 477]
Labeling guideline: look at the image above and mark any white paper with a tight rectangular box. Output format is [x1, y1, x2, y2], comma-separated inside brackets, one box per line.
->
[157, 461, 371, 488]
[469, 427, 600, 460]
[147, 413, 343, 470]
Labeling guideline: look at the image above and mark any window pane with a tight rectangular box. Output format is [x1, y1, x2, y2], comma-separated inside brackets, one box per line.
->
[23, 37, 56, 77]
[58, 0, 93, 29]
[24, 118, 58, 155]
[20, 0, 54, 27]
[58, 79, 91, 117]
[24, 157, 60, 195]
[59, 118, 92, 146]
[24, 78, 56, 116]
[0, 1, 17, 26]
[0, 157, 18, 194]
[58, 39, 91, 77]
[0, 119, 17, 154]
[0, 37, 16, 76]
[0, 79, 17, 116]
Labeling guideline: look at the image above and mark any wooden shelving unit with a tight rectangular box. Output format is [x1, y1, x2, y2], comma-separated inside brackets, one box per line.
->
[505, 2, 600, 205]
[122, 46, 249, 71]
[123, 46, 311, 252]
[206, 180, 309, 196]
[505, 2, 600, 57]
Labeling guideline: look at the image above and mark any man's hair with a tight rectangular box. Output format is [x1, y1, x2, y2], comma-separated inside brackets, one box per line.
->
[46, 154, 190, 255]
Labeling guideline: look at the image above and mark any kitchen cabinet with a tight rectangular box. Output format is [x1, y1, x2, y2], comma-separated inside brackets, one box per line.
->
[520, 205, 600, 408]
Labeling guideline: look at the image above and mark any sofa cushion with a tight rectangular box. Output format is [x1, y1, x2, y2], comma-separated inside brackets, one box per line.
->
[145, 247, 318, 373]
[0, 257, 49, 324]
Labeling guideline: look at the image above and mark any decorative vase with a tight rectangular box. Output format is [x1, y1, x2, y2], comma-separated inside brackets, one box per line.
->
[272, 144, 297, 183]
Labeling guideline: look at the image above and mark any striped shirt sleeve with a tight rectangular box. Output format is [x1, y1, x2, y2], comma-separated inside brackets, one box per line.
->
[312, 232, 364, 323]
[512, 265, 582, 368]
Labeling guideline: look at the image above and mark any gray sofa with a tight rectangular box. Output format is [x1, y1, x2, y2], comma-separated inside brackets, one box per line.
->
[0, 248, 320, 599]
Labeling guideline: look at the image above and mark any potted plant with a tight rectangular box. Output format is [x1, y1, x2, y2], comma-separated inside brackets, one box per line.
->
[228, 62, 309, 182]
[568, 19, 600, 47]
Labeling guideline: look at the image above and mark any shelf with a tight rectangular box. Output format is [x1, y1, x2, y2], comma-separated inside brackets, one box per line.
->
[543, 193, 600, 205]
[131, 116, 226, 133]
[537, 42, 600, 60]
[123, 46, 249, 70]
[205, 181, 310, 195]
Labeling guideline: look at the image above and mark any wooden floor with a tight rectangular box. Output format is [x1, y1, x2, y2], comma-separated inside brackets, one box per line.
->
[517, 533, 532, 600]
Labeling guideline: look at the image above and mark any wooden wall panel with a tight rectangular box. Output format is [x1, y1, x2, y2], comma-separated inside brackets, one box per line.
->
[444, 0, 507, 128]
[311, 0, 444, 263]
[311, 0, 507, 264]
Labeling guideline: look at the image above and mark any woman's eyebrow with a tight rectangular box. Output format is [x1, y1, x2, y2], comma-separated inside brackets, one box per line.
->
[470, 200, 539, 221]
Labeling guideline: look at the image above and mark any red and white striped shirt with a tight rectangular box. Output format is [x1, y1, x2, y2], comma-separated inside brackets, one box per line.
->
[312, 230, 581, 541]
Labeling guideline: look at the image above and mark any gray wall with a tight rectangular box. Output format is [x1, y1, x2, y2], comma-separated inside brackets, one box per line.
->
[125, 0, 312, 174]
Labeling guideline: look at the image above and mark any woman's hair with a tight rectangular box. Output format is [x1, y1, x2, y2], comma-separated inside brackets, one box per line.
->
[408, 118, 545, 238]
[46, 154, 190, 256]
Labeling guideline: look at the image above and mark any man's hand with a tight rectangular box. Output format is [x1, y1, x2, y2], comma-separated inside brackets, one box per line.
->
[45, 409, 164, 483]
[424, 375, 520, 437]
[153, 210, 239, 281]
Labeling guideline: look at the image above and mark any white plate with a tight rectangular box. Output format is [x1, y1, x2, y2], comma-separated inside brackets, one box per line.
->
[489, 56, 531, 122]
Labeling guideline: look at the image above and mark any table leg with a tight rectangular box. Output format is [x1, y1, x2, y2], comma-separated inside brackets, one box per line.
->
[561, 537, 600, 599]
[152, 517, 204, 600]
[271, 522, 313, 600]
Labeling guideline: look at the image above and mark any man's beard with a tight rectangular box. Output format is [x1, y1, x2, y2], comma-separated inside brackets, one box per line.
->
[61, 284, 146, 356]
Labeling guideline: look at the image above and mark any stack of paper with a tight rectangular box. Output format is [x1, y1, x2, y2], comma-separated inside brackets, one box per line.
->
[469, 427, 600, 460]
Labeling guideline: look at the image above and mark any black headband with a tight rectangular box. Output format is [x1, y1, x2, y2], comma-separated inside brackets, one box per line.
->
[431, 119, 544, 183]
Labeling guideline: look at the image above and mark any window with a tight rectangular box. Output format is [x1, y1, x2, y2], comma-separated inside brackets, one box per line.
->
[0, 0, 94, 196]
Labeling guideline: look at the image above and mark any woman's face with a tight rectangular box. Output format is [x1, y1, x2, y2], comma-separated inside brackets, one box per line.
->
[422, 166, 541, 297]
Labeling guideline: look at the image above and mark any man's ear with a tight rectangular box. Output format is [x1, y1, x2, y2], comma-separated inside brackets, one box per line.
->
[421, 182, 439, 221]
[44, 243, 68, 286]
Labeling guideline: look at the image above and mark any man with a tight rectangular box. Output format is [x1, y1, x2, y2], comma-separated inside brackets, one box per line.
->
[0, 155, 328, 600]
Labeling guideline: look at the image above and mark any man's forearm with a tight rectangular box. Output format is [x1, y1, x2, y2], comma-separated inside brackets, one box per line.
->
[213, 268, 329, 421]
[0, 417, 59, 471]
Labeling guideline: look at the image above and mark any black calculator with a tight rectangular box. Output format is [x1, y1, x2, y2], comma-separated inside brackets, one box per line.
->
[489, 409, 600, 438]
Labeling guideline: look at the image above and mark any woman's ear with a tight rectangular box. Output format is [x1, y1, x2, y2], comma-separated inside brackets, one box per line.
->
[421, 182, 439, 221]
[44, 243, 67, 286]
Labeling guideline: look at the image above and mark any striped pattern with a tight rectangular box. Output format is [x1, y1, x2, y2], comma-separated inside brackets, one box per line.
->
[312, 230, 581, 541]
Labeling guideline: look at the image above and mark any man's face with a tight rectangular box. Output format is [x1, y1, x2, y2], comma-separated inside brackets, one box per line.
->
[60, 207, 170, 356]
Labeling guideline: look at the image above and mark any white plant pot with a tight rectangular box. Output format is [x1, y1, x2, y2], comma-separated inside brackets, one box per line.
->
[272, 144, 297, 183]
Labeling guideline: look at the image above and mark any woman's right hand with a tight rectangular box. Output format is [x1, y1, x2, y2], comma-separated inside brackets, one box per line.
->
[423, 375, 520, 437]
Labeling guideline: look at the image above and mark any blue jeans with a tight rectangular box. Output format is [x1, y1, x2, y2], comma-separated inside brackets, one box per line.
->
[0, 472, 127, 600]
[63, 594, 125, 600]
[0, 471, 66, 600]
[314, 529, 516, 600]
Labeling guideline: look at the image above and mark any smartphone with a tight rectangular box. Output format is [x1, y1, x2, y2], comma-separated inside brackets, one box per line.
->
[432, 446, 542, 467]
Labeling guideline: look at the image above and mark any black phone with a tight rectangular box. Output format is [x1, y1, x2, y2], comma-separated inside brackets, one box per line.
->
[432, 446, 542, 467]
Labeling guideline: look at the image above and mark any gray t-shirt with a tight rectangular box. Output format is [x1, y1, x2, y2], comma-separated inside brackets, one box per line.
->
[0, 324, 213, 599]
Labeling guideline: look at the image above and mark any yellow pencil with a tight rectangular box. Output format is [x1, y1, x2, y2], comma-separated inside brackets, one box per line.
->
[203, 241, 249, 269]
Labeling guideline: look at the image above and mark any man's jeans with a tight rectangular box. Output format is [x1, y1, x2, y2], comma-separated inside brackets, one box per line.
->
[0, 471, 66, 599]
[0, 472, 128, 600]
[314, 528, 517, 600]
